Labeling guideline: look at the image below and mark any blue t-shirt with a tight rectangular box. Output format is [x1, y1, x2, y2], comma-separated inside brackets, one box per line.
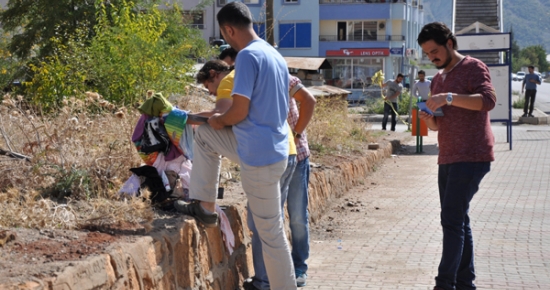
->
[232, 39, 289, 166]
[523, 73, 541, 90]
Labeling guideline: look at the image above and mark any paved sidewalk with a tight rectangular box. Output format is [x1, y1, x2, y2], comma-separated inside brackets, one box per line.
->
[306, 124, 550, 289]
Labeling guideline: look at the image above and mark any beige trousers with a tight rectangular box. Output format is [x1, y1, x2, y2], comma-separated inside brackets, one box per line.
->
[190, 125, 297, 290]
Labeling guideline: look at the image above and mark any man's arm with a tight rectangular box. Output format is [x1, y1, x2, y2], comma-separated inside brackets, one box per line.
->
[195, 98, 233, 118]
[292, 88, 316, 134]
[208, 95, 249, 129]
[426, 92, 493, 112]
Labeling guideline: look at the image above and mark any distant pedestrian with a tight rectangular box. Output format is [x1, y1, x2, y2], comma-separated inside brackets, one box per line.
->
[417, 22, 496, 290]
[381, 74, 403, 131]
[412, 70, 431, 101]
[521, 65, 542, 117]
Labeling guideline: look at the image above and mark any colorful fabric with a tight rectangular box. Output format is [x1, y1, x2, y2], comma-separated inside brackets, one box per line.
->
[164, 108, 187, 150]
[138, 92, 173, 117]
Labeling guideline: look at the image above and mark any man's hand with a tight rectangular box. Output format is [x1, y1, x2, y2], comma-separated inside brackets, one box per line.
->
[208, 113, 225, 130]
[418, 110, 434, 121]
[425, 93, 448, 111]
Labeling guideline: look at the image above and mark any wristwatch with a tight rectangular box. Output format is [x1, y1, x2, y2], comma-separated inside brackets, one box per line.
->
[293, 131, 302, 139]
[446, 92, 453, 106]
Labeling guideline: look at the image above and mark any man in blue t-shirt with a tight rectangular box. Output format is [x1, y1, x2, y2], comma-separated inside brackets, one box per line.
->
[174, 2, 297, 290]
[521, 65, 542, 117]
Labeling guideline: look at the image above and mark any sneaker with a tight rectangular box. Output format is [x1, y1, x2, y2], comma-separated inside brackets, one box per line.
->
[242, 278, 260, 290]
[174, 200, 218, 228]
[529, 114, 535, 117]
[522, 113, 528, 117]
[296, 272, 307, 287]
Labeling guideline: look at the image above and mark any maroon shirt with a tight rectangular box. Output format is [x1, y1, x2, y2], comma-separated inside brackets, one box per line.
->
[431, 56, 496, 165]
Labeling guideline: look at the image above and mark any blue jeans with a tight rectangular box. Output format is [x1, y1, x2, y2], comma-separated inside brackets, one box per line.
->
[435, 162, 490, 290]
[248, 155, 297, 290]
[284, 157, 310, 275]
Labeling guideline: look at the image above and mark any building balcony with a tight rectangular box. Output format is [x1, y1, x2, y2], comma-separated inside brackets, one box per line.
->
[319, 0, 405, 3]
[319, 35, 405, 41]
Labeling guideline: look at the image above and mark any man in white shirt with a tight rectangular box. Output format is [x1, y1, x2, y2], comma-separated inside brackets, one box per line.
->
[412, 70, 431, 101]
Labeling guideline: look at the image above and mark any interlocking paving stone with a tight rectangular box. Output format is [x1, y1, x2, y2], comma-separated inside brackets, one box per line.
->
[307, 124, 550, 289]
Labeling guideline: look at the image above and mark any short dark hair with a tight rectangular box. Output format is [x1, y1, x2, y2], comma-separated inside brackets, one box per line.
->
[418, 70, 425, 75]
[417, 22, 457, 50]
[397, 73, 404, 78]
[219, 47, 238, 62]
[528, 65, 535, 69]
[217, 2, 252, 29]
[196, 60, 231, 84]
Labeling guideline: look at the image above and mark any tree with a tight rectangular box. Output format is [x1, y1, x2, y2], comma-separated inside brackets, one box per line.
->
[0, 0, 99, 59]
[521, 45, 549, 72]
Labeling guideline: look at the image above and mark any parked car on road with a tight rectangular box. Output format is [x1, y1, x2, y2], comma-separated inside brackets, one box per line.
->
[516, 71, 526, 81]
[512, 73, 517, 81]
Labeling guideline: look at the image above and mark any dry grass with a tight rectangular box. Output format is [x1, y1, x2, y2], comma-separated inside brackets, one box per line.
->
[307, 96, 375, 155]
[0, 90, 373, 231]
[0, 87, 211, 231]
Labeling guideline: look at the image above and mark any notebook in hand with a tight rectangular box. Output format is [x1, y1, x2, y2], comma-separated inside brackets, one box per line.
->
[417, 102, 444, 117]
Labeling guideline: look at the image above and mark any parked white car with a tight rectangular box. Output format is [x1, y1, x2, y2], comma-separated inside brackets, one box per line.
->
[511, 73, 517, 81]
[516, 71, 526, 81]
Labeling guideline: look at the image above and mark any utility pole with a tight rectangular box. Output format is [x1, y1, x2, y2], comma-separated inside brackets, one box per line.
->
[266, 0, 274, 45]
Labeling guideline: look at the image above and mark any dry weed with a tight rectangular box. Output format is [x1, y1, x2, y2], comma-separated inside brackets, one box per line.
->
[307, 97, 374, 155]
[0, 90, 213, 230]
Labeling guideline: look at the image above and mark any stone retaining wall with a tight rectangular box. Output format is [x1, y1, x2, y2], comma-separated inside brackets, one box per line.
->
[3, 140, 396, 290]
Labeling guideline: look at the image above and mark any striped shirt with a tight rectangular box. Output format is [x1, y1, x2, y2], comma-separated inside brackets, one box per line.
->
[288, 76, 311, 162]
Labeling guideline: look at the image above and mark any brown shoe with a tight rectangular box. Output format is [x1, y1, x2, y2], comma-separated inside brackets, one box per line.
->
[174, 200, 218, 227]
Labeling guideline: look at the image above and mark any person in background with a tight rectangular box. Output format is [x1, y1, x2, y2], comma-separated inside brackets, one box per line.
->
[413, 70, 431, 101]
[219, 46, 316, 289]
[381, 73, 404, 131]
[219, 47, 238, 65]
[417, 22, 496, 290]
[521, 65, 542, 117]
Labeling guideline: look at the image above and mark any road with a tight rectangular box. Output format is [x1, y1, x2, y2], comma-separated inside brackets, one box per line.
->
[511, 79, 550, 114]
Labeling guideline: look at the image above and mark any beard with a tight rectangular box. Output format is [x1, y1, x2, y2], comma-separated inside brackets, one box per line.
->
[433, 47, 452, 69]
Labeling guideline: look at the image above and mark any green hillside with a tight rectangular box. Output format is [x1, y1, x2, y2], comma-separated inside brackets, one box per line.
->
[423, 0, 550, 52]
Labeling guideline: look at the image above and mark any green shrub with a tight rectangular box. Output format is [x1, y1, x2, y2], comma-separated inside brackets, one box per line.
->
[513, 97, 525, 109]
[370, 88, 413, 116]
[25, 0, 211, 108]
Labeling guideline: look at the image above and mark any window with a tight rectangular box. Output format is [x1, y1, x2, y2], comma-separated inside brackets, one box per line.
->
[283, 0, 299, 3]
[279, 22, 312, 48]
[346, 21, 376, 41]
[243, 0, 260, 4]
[324, 58, 383, 90]
[217, 0, 227, 6]
[183, 11, 204, 29]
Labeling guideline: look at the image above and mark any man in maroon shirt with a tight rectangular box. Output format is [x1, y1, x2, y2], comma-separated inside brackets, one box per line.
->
[417, 22, 496, 290]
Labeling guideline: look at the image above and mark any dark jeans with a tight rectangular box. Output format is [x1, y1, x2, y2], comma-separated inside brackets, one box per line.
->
[382, 102, 397, 131]
[435, 162, 491, 290]
[523, 89, 537, 115]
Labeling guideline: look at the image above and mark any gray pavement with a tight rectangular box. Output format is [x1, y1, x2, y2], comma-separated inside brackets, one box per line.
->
[306, 123, 550, 289]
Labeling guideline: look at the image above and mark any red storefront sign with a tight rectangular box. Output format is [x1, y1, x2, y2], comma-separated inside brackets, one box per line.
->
[326, 48, 390, 56]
